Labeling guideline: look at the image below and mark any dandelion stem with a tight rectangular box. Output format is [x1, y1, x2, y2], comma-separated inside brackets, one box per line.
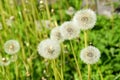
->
[84, 30, 91, 80]
[96, 64, 104, 80]
[53, 20, 64, 80]
[15, 61, 19, 80]
[2, 66, 6, 79]
[51, 60, 57, 80]
[85, 0, 89, 8]
[0, 1, 7, 29]
[110, 0, 114, 29]
[88, 64, 91, 80]
[84, 31, 88, 47]
[70, 41, 82, 80]
[51, 60, 61, 80]
[44, 0, 51, 20]
[61, 43, 64, 80]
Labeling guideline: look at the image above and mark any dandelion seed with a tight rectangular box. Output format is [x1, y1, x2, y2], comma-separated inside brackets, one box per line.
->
[73, 9, 96, 30]
[50, 27, 64, 42]
[0, 58, 11, 66]
[4, 40, 20, 55]
[80, 46, 100, 64]
[66, 6, 75, 16]
[37, 39, 61, 59]
[60, 21, 80, 40]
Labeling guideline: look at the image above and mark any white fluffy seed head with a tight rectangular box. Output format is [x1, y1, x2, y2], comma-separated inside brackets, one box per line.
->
[50, 27, 64, 42]
[73, 9, 96, 30]
[0, 58, 11, 66]
[41, 20, 51, 29]
[80, 46, 100, 64]
[35, 20, 51, 31]
[4, 40, 20, 55]
[37, 39, 61, 59]
[66, 6, 75, 16]
[60, 21, 80, 40]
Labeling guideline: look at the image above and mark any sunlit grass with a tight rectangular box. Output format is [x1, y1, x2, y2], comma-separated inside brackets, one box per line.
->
[0, 0, 120, 80]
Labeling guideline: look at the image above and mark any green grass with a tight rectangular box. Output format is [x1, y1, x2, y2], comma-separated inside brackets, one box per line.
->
[0, 0, 120, 80]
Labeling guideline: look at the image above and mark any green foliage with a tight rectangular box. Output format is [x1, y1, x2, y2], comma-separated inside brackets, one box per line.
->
[0, 0, 120, 80]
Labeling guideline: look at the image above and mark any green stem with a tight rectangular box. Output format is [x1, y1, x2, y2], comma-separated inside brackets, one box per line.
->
[15, 60, 19, 80]
[96, 64, 104, 80]
[85, 0, 89, 8]
[70, 41, 82, 80]
[51, 60, 61, 80]
[61, 43, 65, 80]
[84, 31, 91, 80]
[88, 64, 91, 80]
[44, 0, 51, 20]
[110, 0, 114, 29]
[84, 31, 88, 47]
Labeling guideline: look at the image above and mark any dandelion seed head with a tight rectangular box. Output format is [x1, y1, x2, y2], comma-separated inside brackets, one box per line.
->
[66, 6, 75, 16]
[60, 21, 80, 40]
[73, 9, 96, 30]
[37, 39, 61, 59]
[80, 46, 100, 64]
[0, 58, 11, 66]
[4, 40, 20, 55]
[50, 27, 64, 42]
[35, 20, 51, 31]
[41, 20, 51, 29]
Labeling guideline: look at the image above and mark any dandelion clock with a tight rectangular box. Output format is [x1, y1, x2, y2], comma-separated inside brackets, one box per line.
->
[37, 39, 61, 59]
[73, 9, 96, 30]
[80, 46, 100, 64]
[4, 40, 20, 55]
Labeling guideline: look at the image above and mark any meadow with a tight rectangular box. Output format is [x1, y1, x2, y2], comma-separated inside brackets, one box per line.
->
[0, 0, 120, 80]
